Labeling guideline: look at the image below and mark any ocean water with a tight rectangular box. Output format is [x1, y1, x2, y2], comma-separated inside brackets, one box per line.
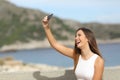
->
[0, 43, 120, 68]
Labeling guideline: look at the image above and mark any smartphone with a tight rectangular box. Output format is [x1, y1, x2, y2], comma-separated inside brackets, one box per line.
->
[47, 14, 53, 21]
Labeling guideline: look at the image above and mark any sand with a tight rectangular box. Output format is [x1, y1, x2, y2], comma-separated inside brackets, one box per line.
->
[0, 66, 120, 80]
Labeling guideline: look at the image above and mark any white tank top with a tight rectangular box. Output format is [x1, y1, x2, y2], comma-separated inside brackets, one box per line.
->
[75, 54, 98, 80]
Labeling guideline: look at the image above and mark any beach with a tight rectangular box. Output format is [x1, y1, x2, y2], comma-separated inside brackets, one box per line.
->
[0, 66, 120, 80]
[0, 59, 120, 80]
[103, 66, 120, 80]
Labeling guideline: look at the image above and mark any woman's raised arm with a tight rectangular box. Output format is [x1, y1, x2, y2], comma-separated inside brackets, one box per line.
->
[42, 16, 75, 59]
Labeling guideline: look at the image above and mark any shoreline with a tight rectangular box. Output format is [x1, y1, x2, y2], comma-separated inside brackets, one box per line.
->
[0, 56, 120, 72]
[105, 66, 120, 69]
[0, 58, 120, 72]
[0, 62, 120, 72]
[0, 38, 120, 52]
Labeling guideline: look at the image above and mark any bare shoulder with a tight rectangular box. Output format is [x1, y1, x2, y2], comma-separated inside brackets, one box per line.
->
[93, 56, 104, 80]
[95, 56, 104, 67]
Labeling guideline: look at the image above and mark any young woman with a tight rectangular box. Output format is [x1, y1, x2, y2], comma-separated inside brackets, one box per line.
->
[42, 16, 104, 80]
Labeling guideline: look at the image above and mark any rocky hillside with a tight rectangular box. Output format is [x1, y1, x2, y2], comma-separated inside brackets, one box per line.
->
[0, 0, 120, 47]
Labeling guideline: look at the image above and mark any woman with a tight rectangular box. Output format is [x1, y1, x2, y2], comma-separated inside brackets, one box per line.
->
[42, 16, 104, 80]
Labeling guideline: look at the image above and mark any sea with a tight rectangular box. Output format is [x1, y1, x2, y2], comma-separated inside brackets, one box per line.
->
[0, 43, 120, 68]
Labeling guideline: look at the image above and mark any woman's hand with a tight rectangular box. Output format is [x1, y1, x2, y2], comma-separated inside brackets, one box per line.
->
[42, 16, 49, 28]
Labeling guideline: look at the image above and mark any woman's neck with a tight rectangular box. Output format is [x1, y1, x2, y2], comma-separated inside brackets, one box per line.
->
[80, 45, 94, 60]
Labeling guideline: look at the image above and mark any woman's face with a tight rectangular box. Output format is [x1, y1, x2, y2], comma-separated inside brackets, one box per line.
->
[75, 30, 88, 49]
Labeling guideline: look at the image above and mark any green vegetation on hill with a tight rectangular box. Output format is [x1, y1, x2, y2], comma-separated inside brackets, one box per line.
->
[0, 0, 120, 47]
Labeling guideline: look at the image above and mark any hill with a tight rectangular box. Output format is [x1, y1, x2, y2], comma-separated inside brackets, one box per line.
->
[0, 0, 120, 47]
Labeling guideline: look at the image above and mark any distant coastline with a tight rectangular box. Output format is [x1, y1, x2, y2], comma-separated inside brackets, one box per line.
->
[0, 38, 120, 52]
[97, 38, 120, 44]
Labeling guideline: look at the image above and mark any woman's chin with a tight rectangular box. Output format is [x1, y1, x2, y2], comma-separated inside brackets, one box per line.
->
[77, 45, 81, 49]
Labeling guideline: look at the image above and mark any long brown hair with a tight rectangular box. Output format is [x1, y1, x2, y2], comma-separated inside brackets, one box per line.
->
[74, 27, 102, 58]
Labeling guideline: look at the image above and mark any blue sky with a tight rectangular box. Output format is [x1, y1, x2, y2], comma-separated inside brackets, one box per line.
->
[8, 0, 120, 24]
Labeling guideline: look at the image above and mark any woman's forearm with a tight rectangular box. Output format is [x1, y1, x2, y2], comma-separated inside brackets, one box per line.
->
[44, 26, 57, 48]
[42, 16, 74, 58]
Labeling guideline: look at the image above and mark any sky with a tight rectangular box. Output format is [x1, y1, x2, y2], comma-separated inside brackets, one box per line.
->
[8, 0, 120, 24]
